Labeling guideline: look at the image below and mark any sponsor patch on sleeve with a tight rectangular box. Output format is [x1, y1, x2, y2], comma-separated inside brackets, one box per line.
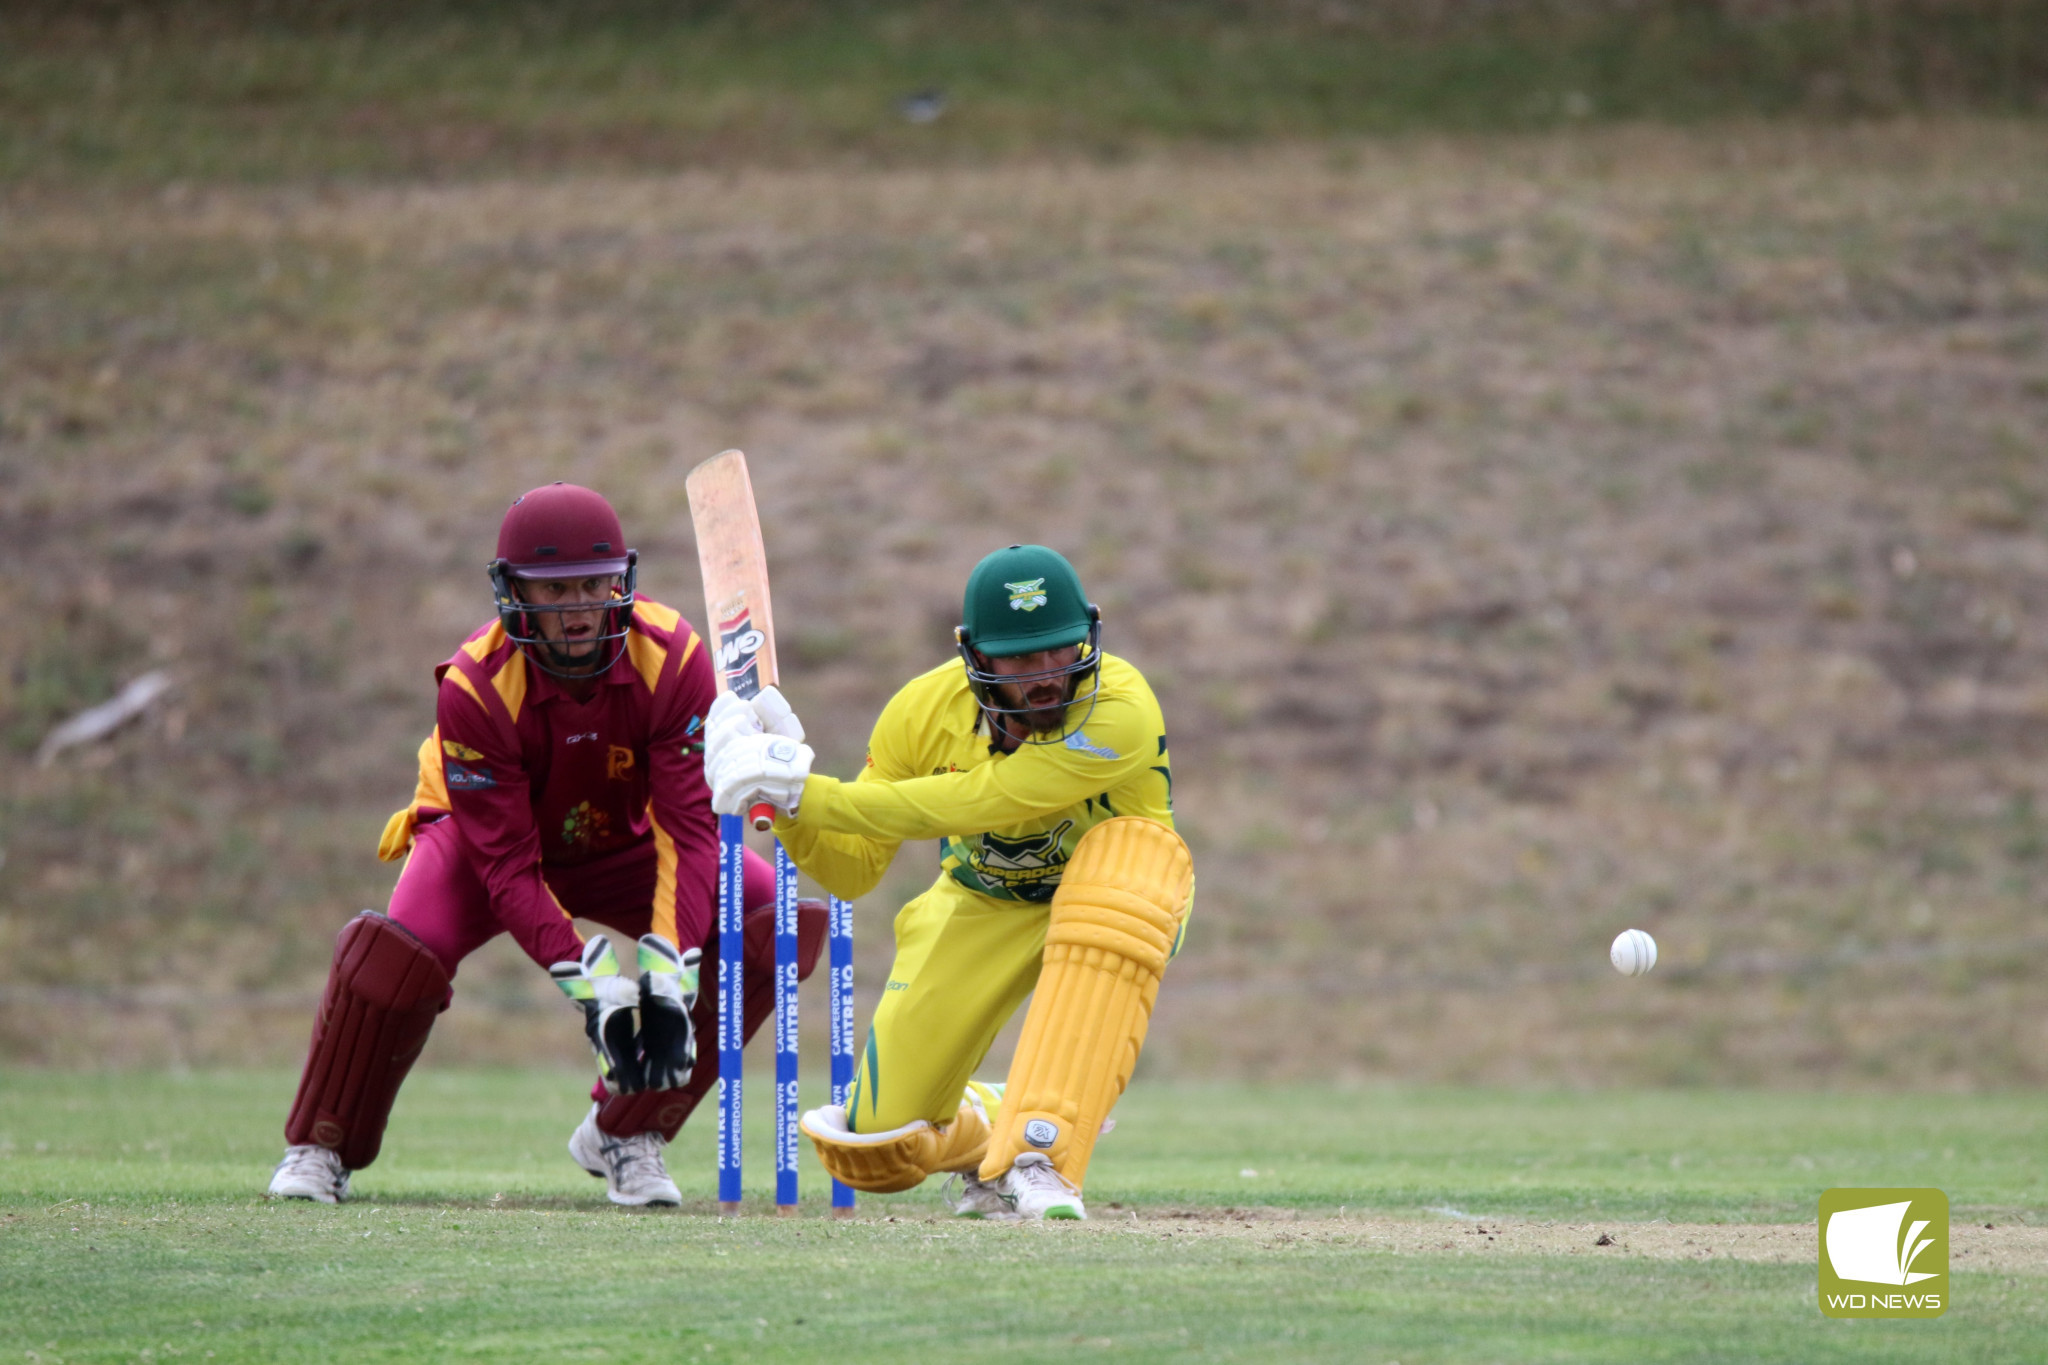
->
[1063, 729, 1120, 760]
[445, 762, 496, 791]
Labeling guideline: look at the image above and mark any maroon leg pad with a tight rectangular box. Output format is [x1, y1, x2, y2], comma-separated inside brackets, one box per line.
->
[597, 899, 827, 1140]
[284, 911, 452, 1170]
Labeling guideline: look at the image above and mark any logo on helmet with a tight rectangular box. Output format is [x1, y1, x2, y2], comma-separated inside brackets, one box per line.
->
[1005, 578, 1049, 611]
[1024, 1119, 1059, 1148]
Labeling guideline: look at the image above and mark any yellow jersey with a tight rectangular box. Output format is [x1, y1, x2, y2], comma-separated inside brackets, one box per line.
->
[777, 653, 1178, 906]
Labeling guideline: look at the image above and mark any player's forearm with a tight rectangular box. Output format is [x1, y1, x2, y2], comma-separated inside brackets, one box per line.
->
[486, 871, 586, 968]
[794, 764, 1120, 842]
[774, 816, 899, 900]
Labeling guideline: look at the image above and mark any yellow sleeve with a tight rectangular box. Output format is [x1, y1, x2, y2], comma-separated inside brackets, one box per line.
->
[774, 691, 921, 899]
[794, 693, 1157, 843]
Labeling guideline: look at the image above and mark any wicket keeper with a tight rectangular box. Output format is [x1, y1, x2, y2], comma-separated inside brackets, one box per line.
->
[705, 544, 1191, 1219]
[267, 483, 823, 1207]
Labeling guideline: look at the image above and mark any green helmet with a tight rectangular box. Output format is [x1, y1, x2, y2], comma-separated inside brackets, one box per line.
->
[959, 544, 1093, 656]
[955, 544, 1103, 744]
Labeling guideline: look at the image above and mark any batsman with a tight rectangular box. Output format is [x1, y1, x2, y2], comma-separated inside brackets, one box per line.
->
[705, 545, 1191, 1220]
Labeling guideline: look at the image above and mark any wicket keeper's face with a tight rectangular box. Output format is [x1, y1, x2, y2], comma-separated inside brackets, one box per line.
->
[518, 575, 619, 670]
[984, 645, 1082, 734]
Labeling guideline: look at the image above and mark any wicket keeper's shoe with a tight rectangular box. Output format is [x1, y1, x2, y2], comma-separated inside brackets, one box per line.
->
[942, 1171, 1017, 1220]
[997, 1153, 1086, 1221]
[268, 1144, 351, 1204]
[568, 1104, 681, 1207]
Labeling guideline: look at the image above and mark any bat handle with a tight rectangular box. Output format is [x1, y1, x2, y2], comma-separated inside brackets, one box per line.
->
[750, 802, 775, 832]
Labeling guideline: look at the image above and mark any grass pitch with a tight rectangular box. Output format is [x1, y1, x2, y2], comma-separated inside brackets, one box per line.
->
[3, 1070, 2044, 1362]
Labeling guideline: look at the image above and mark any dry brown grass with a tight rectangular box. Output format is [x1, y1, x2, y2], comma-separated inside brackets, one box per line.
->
[5, 121, 2048, 1083]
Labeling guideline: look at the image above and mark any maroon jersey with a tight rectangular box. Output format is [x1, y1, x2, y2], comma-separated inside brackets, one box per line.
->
[375, 598, 717, 968]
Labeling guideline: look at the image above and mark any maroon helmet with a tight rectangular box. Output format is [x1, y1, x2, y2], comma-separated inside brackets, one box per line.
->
[487, 483, 638, 679]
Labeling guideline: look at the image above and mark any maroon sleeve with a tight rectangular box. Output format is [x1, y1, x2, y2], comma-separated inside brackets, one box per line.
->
[645, 627, 721, 951]
[435, 675, 585, 970]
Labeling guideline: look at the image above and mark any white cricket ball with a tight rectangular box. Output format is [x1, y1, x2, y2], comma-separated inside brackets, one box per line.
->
[1610, 928, 1658, 977]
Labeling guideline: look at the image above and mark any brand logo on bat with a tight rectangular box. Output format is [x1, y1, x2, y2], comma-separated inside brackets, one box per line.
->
[717, 609, 766, 696]
[1006, 578, 1048, 611]
[1024, 1119, 1058, 1148]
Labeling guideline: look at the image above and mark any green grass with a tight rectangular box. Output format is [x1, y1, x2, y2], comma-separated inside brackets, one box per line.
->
[3, 1071, 2045, 1362]
[4, 0, 2045, 182]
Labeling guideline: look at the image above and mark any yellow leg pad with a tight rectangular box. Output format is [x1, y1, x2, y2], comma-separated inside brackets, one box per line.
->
[801, 1092, 993, 1194]
[980, 817, 1193, 1191]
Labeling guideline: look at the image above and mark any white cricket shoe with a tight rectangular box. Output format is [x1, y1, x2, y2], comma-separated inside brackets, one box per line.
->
[268, 1144, 350, 1204]
[568, 1104, 681, 1207]
[997, 1152, 1086, 1221]
[942, 1170, 1017, 1220]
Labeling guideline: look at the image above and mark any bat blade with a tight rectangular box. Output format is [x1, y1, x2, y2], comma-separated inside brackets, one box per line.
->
[686, 448, 781, 830]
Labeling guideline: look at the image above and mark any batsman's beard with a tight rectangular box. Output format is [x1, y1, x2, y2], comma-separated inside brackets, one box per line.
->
[1004, 685, 1072, 739]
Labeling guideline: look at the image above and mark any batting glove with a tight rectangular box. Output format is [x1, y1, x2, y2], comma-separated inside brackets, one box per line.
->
[702, 690, 763, 781]
[635, 933, 701, 1092]
[550, 936, 647, 1095]
[708, 732, 814, 817]
[750, 684, 806, 743]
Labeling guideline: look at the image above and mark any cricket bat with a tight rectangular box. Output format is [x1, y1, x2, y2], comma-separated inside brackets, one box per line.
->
[686, 448, 782, 832]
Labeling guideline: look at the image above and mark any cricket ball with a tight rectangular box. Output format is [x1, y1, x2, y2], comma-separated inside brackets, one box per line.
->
[1610, 928, 1658, 977]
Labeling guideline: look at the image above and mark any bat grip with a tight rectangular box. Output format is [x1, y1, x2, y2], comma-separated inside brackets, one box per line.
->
[749, 802, 775, 832]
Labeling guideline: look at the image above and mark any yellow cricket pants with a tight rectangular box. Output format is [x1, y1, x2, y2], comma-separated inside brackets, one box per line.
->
[845, 876, 1050, 1133]
[845, 873, 1191, 1133]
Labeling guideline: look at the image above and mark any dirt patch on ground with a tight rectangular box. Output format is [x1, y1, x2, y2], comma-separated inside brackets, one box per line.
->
[1075, 1210, 2048, 1272]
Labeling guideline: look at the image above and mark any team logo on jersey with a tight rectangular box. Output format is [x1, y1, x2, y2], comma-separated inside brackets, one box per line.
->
[716, 607, 767, 696]
[1005, 578, 1049, 611]
[979, 821, 1073, 873]
[442, 739, 486, 762]
[952, 821, 1076, 902]
[561, 800, 610, 849]
[682, 714, 705, 756]
[607, 745, 635, 780]
[445, 762, 495, 791]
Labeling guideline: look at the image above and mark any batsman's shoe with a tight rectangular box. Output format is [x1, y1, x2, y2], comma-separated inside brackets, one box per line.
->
[941, 1171, 1017, 1220]
[268, 1144, 351, 1204]
[568, 1104, 681, 1207]
[998, 1153, 1086, 1221]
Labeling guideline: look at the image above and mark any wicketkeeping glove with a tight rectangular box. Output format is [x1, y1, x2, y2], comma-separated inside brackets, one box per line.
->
[635, 933, 701, 1091]
[550, 936, 646, 1095]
